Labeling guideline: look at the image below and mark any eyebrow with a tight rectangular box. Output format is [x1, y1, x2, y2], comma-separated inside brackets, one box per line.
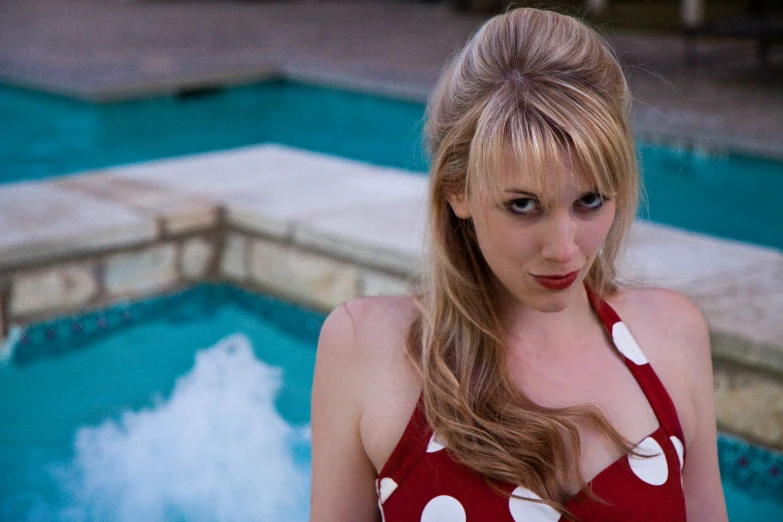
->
[503, 189, 539, 197]
[502, 188, 601, 199]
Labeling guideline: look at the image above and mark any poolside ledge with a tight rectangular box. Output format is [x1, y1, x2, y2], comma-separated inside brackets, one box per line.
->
[1, 145, 781, 449]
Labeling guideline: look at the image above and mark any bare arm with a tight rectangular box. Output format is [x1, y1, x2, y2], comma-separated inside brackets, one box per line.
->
[677, 298, 728, 521]
[310, 304, 381, 522]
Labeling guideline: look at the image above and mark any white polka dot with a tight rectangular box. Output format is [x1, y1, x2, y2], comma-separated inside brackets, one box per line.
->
[378, 477, 398, 504]
[670, 436, 684, 470]
[421, 495, 466, 522]
[508, 487, 561, 522]
[426, 432, 446, 453]
[612, 322, 649, 365]
[629, 436, 668, 486]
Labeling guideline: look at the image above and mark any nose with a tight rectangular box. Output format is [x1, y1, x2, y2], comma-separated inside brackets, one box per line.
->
[540, 212, 577, 264]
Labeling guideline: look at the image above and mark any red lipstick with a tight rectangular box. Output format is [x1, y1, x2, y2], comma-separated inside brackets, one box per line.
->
[532, 270, 580, 291]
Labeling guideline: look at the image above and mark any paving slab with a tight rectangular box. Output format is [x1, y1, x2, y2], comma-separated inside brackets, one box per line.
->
[226, 161, 427, 245]
[621, 221, 783, 289]
[0, 182, 156, 268]
[53, 172, 221, 234]
[114, 144, 428, 241]
[106, 146, 281, 194]
[294, 195, 427, 275]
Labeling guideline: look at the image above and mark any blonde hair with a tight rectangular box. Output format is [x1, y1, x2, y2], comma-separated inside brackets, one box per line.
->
[407, 7, 640, 518]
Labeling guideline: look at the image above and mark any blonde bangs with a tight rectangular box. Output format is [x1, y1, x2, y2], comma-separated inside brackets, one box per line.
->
[465, 86, 634, 215]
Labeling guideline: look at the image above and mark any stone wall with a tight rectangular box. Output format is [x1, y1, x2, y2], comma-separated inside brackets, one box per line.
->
[0, 228, 411, 328]
[714, 360, 783, 449]
[2, 233, 220, 326]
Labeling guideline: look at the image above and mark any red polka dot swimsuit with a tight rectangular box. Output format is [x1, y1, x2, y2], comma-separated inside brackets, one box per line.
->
[376, 289, 687, 521]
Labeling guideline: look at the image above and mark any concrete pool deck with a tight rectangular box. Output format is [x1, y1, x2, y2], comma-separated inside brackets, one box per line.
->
[1, 145, 782, 449]
[2, 0, 783, 160]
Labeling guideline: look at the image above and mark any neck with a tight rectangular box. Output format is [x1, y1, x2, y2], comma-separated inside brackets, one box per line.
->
[501, 284, 598, 354]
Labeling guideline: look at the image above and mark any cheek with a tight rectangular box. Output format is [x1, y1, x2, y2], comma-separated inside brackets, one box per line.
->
[475, 215, 538, 266]
[579, 206, 616, 253]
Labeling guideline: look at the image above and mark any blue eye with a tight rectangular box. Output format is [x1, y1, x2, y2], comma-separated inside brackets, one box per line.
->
[506, 198, 539, 215]
[576, 193, 605, 212]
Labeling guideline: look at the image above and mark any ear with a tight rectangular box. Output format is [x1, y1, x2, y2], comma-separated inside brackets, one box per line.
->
[445, 192, 472, 219]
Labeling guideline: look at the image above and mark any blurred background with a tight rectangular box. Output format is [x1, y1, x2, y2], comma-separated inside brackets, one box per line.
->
[1, 1, 782, 521]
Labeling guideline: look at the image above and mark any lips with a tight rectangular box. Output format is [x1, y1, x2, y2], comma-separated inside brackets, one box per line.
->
[532, 270, 580, 291]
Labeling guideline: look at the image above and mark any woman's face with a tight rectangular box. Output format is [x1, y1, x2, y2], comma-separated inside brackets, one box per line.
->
[448, 150, 616, 314]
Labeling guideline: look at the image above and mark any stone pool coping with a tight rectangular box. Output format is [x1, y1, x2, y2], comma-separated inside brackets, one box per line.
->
[1, 145, 782, 447]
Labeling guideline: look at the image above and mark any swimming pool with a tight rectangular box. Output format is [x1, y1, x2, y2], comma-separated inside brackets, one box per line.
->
[1, 81, 782, 251]
[1, 285, 781, 521]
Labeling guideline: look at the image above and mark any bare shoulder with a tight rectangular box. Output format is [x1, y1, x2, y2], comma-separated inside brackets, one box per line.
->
[609, 286, 707, 340]
[339, 294, 422, 408]
[609, 285, 710, 368]
[311, 296, 420, 520]
[341, 295, 420, 347]
[317, 294, 418, 388]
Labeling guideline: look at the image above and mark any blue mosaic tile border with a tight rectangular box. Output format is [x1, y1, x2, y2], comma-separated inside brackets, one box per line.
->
[11, 283, 325, 366]
[6, 283, 783, 501]
[718, 433, 783, 500]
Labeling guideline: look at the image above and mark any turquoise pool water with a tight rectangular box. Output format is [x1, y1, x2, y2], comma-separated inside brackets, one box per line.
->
[1, 285, 781, 521]
[1, 286, 319, 521]
[1, 81, 782, 251]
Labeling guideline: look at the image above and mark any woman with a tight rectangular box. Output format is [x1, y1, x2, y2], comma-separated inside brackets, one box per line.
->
[311, 7, 727, 521]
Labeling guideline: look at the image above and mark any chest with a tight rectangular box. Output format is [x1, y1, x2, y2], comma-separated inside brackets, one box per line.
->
[377, 404, 687, 522]
[509, 333, 660, 487]
[517, 329, 653, 409]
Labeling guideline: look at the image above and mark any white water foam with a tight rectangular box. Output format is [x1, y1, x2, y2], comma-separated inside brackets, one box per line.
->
[51, 333, 310, 522]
